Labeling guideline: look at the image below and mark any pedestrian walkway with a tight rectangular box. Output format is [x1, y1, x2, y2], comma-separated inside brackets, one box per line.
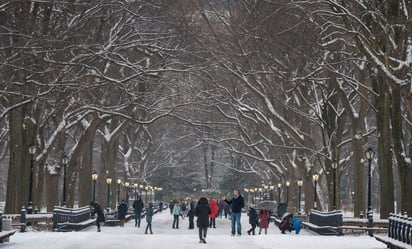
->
[11, 211, 385, 249]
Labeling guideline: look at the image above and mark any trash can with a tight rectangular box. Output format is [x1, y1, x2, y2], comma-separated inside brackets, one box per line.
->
[2, 218, 12, 242]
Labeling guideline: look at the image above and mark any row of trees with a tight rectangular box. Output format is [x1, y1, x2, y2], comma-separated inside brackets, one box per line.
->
[1, 0, 411, 217]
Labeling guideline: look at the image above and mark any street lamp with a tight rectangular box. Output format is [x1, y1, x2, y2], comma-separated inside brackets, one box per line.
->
[145, 186, 149, 203]
[27, 144, 37, 216]
[277, 183, 282, 204]
[62, 155, 69, 206]
[106, 177, 112, 208]
[270, 185, 275, 201]
[91, 172, 98, 202]
[313, 174, 319, 210]
[124, 181, 130, 203]
[297, 179, 303, 215]
[331, 160, 338, 210]
[117, 179, 122, 205]
[365, 147, 375, 236]
[133, 183, 138, 200]
[263, 185, 269, 200]
[285, 181, 290, 203]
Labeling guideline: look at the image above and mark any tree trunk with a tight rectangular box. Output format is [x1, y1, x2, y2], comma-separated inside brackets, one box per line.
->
[5, 98, 29, 213]
[67, 117, 103, 207]
[393, 86, 412, 214]
[374, 76, 394, 218]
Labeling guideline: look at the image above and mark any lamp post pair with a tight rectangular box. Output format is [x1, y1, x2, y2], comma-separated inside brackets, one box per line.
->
[277, 182, 290, 204]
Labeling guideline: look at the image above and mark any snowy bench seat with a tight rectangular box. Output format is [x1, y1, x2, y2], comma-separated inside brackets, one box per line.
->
[303, 210, 343, 235]
[0, 230, 16, 243]
[375, 235, 412, 249]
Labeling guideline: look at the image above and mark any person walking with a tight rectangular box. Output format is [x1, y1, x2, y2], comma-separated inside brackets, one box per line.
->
[209, 199, 218, 228]
[247, 204, 258, 235]
[132, 196, 144, 227]
[172, 200, 181, 229]
[187, 201, 196, 229]
[194, 197, 211, 244]
[117, 200, 128, 227]
[145, 202, 154, 234]
[223, 189, 245, 236]
[258, 207, 270, 234]
[90, 201, 105, 232]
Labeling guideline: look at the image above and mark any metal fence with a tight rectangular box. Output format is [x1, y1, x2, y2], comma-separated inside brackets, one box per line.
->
[52, 206, 91, 231]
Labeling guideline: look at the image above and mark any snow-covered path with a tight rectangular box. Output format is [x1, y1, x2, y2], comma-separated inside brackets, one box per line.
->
[3, 211, 386, 249]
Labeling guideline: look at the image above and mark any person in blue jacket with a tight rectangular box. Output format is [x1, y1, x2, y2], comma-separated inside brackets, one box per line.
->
[293, 216, 301, 234]
[223, 189, 245, 236]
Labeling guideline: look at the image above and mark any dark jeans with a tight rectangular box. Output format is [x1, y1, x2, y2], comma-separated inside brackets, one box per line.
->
[199, 227, 208, 240]
[173, 215, 179, 228]
[135, 212, 142, 227]
[209, 218, 216, 228]
[145, 221, 152, 234]
[247, 224, 256, 235]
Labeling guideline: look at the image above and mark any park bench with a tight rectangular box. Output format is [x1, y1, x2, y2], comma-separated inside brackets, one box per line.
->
[52, 206, 95, 232]
[302, 209, 343, 235]
[374, 213, 412, 249]
[0, 214, 16, 243]
[0, 230, 16, 243]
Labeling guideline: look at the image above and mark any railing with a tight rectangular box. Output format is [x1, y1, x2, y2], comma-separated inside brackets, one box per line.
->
[305, 209, 343, 235]
[52, 206, 92, 231]
[388, 213, 412, 245]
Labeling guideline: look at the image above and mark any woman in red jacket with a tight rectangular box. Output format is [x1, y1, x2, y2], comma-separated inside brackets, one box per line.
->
[209, 199, 219, 228]
[258, 207, 270, 234]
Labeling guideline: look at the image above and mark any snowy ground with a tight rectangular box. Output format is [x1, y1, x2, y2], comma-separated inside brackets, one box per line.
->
[3, 211, 386, 249]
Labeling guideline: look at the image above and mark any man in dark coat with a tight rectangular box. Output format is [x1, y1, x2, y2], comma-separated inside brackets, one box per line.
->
[117, 200, 128, 227]
[194, 197, 211, 244]
[132, 197, 144, 227]
[223, 189, 245, 236]
[90, 201, 105, 232]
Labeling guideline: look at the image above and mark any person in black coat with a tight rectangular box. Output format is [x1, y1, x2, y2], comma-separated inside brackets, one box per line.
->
[90, 201, 105, 232]
[247, 204, 258, 235]
[194, 197, 211, 244]
[223, 189, 245, 236]
[133, 197, 144, 227]
[117, 200, 128, 227]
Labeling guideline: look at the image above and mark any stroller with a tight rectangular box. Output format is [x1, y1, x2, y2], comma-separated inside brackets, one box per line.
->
[279, 212, 294, 234]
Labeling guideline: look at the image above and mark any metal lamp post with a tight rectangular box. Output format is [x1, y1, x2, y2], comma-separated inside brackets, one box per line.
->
[145, 186, 149, 203]
[124, 181, 130, 203]
[62, 155, 69, 206]
[277, 183, 282, 204]
[134, 183, 138, 200]
[313, 174, 319, 210]
[27, 144, 37, 216]
[270, 185, 275, 201]
[106, 177, 112, 208]
[244, 188, 249, 203]
[117, 179, 121, 205]
[365, 147, 375, 236]
[285, 181, 290, 203]
[331, 160, 338, 210]
[91, 172, 98, 202]
[297, 179, 303, 215]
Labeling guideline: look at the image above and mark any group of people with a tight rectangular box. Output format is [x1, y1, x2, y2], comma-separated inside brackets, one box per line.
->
[89, 188, 300, 243]
[89, 196, 153, 234]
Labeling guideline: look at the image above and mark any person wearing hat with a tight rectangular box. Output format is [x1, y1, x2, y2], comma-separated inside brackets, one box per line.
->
[247, 204, 258, 235]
